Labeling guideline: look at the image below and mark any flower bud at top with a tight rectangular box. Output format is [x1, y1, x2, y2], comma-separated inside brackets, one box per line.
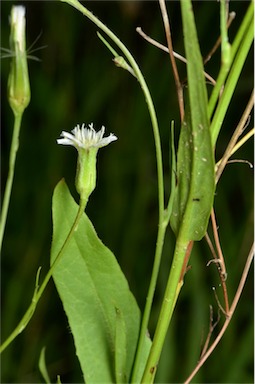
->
[57, 123, 117, 204]
[8, 6, 31, 115]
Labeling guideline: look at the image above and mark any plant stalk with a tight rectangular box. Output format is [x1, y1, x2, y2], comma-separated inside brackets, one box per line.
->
[0, 113, 22, 252]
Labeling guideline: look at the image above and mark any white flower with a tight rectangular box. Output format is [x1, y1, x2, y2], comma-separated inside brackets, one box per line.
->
[57, 123, 117, 150]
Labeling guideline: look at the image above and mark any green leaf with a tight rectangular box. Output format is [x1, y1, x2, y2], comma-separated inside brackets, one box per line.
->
[114, 307, 127, 383]
[170, 0, 215, 241]
[50, 180, 150, 383]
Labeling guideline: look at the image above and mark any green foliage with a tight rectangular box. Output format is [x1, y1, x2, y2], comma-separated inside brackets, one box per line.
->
[50, 180, 151, 383]
[170, 102, 215, 241]
[1, 2, 253, 383]
[170, 0, 215, 242]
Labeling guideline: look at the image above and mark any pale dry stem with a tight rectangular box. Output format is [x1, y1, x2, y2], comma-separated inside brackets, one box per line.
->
[136, 27, 216, 86]
[204, 11, 236, 64]
[159, 0, 184, 121]
[184, 242, 254, 384]
[216, 89, 254, 183]
[200, 305, 221, 359]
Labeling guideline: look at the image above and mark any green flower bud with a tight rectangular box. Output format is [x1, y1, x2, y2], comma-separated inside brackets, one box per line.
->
[75, 147, 98, 201]
[8, 6, 30, 116]
[57, 123, 117, 203]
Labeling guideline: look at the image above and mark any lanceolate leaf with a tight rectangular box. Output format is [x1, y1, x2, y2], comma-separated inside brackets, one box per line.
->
[50, 180, 151, 383]
[170, 0, 215, 241]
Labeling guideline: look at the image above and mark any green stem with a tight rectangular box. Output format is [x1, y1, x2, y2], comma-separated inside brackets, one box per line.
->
[60, 0, 166, 380]
[0, 199, 86, 353]
[210, 8, 253, 146]
[133, 123, 176, 382]
[165, 122, 176, 220]
[208, 0, 231, 119]
[0, 113, 22, 252]
[141, 236, 189, 383]
[208, 1, 253, 121]
[132, 222, 168, 382]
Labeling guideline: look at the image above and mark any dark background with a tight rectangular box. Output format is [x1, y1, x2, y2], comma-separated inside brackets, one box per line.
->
[1, 1, 253, 383]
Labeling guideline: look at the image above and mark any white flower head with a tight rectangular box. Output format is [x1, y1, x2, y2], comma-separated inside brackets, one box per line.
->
[57, 123, 117, 150]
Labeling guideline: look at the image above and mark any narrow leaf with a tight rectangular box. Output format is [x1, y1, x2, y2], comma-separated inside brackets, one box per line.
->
[50, 180, 150, 383]
[170, 0, 215, 241]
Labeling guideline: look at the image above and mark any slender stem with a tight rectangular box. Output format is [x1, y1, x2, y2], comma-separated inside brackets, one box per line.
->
[208, 2, 253, 119]
[215, 129, 254, 173]
[210, 13, 253, 146]
[132, 222, 168, 382]
[0, 113, 23, 252]
[215, 89, 254, 183]
[0, 200, 86, 353]
[211, 210, 227, 282]
[210, 209, 229, 313]
[184, 242, 254, 384]
[220, 0, 230, 68]
[200, 306, 220, 359]
[204, 11, 236, 65]
[159, 0, 184, 121]
[209, 1, 253, 141]
[205, 233, 229, 316]
[207, 0, 231, 121]
[165, 122, 176, 219]
[136, 27, 216, 85]
[229, 128, 254, 156]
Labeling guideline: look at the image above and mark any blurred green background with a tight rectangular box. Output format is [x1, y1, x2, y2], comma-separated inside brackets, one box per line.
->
[1, 1, 253, 383]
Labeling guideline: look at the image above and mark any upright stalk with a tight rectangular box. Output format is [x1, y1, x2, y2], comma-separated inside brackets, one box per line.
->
[0, 113, 22, 251]
[141, 236, 190, 383]
[1, 6, 31, 251]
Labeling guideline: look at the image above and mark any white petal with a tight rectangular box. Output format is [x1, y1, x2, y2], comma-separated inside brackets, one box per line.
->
[57, 123, 117, 150]
[97, 133, 118, 148]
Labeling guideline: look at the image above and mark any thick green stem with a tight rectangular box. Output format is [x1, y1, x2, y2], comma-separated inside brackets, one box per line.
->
[141, 236, 190, 383]
[132, 220, 168, 382]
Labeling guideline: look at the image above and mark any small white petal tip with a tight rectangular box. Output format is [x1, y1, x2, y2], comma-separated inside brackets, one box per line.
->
[57, 123, 117, 150]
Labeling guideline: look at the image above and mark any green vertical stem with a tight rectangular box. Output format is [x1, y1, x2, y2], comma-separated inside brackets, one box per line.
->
[0, 113, 22, 251]
[210, 12, 253, 146]
[141, 236, 190, 383]
[208, 1, 253, 120]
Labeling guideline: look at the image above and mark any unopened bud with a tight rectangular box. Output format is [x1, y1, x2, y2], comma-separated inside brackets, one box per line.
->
[8, 6, 30, 115]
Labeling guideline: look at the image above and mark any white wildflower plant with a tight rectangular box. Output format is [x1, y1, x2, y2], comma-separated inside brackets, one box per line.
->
[57, 123, 117, 204]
